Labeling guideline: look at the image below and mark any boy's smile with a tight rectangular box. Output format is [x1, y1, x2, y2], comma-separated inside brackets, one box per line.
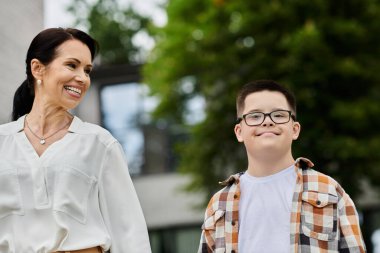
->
[256, 130, 280, 136]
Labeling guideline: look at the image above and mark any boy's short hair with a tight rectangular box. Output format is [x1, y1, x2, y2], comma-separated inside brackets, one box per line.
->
[236, 80, 297, 118]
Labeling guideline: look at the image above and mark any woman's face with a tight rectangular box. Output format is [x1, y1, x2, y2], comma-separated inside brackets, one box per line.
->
[37, 39, 93, 110]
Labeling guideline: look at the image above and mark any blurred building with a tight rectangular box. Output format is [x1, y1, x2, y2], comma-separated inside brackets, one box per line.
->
[0, 0, 44, 124]
[75, 64, 205, 253]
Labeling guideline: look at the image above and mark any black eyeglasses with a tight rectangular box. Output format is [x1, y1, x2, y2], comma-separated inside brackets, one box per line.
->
[236, 110, 296, 126]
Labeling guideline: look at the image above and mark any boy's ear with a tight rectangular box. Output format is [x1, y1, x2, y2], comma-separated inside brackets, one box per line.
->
[31, 59, 45, 80]
[292, 122, 301, 140]
[234, 124, 244, 142]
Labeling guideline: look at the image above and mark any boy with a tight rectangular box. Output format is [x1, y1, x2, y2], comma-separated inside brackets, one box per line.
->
[198, 80, 366, 253]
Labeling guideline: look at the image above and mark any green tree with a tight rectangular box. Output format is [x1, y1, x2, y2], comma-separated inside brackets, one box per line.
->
[68, 0, 151, 65]
[144, 0, 380, 201]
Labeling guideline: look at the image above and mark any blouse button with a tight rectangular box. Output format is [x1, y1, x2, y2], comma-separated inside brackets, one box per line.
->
[316, 200, 321, 206]
[231, 220, 236, 226]
[233, 194, 238, 199]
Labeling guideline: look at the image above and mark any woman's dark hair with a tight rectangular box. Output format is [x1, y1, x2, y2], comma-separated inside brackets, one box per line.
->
[12, 28, 99, 121]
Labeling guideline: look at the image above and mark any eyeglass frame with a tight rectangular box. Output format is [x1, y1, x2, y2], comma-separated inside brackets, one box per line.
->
[236, 109, 296, 126]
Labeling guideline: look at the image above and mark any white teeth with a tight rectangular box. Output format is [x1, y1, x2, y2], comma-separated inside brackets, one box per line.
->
[65, 86, 81, 95]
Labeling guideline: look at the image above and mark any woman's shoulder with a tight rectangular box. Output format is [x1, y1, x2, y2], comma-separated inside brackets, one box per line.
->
[72, 116, 117, 146]
[0, 119, 22, 135]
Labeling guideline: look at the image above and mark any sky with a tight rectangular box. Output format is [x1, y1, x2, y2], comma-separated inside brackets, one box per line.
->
[44, 0, 167, 28]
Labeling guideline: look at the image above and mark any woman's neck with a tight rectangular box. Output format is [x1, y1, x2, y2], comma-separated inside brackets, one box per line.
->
[26, 104, 72, 136]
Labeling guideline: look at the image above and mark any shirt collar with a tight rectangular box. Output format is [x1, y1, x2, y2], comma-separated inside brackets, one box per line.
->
[294, 157, 314, 170]
[15, 115, 26, 133]
[68, 115, 83, 134]
[219, 157, 315, 186]
[219, 172, 244, 186]
[15, 114, 84, 134]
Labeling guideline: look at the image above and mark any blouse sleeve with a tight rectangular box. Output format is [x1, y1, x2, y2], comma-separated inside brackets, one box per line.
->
[98, 141, 152, 253]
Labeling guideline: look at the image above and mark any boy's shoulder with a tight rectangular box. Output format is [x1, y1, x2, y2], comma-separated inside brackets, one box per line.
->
[295, 157, 345, 195]
[301, 166, 345, 197]
[206, 172, 243, 212]
[302, 167, 338, 184]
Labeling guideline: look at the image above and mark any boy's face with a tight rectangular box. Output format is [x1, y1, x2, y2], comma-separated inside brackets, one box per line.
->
[234, 90, 300, 158]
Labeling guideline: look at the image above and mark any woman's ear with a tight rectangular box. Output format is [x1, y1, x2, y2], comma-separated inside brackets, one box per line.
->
[31, 59, 45, 80]
[234, 124, 244, 142]
[292, 122, 301, 140]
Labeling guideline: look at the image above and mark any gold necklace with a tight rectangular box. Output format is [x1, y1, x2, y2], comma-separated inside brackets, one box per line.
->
[25, 115, 72, 145]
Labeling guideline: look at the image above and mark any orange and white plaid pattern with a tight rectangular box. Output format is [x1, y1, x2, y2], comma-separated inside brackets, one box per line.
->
[198, 158, 366, 253]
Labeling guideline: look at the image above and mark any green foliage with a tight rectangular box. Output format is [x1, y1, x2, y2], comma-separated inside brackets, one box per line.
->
[68, 0, 151, 64]
[144, 0, 380, 201]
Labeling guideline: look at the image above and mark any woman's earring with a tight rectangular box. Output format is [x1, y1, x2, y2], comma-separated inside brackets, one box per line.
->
[37, 79, 42, 86]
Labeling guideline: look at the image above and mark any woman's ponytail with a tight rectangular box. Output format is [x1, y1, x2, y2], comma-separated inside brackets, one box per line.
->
[12, 80, 34, 121]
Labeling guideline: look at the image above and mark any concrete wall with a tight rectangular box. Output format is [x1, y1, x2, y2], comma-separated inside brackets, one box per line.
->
[133, 173, 204, 229]
[0, 0, 44, 123]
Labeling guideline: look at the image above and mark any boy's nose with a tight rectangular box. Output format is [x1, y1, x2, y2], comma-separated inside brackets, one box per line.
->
[261, 115, 275, 126]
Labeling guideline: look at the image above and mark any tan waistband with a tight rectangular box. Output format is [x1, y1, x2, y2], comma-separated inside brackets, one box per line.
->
[55, 246, 102, 253]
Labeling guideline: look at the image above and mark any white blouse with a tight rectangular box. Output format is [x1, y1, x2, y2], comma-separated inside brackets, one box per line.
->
[0, 115, 152, 253]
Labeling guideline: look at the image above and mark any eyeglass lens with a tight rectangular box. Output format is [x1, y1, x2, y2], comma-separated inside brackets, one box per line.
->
[244, 110, 290, 126]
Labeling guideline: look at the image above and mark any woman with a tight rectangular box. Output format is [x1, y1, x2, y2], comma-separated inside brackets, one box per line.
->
[0, 28, 151, 253]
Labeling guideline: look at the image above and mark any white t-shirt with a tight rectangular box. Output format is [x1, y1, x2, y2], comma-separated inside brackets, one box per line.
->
[238, 165, 297, 253]
[0, 115, 151, 253]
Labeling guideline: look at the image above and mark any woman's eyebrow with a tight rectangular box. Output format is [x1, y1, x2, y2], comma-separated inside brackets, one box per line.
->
[66, 57, 93, 68]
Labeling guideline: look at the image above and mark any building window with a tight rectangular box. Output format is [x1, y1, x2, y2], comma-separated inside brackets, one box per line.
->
[149, 226, 201, 253]
[98, 76, 205, 176]
[100, 82, 158, 175]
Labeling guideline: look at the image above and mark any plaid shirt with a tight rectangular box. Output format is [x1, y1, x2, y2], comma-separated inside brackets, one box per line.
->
[198, 158, 366, 253]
